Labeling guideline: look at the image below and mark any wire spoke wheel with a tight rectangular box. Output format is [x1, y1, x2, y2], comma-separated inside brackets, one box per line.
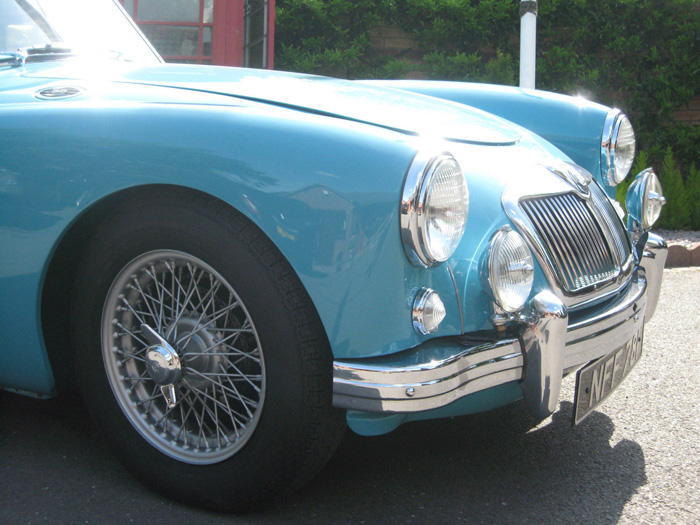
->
[101, 250, 265, 464]
[72, 194, 345, 511]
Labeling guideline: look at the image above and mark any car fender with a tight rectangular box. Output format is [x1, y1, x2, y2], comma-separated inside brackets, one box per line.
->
[0, 100, 466, 395]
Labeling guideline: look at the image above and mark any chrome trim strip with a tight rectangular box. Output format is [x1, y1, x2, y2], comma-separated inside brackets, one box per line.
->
[333, 339, 523, 413]
[601, 108, 622, 186]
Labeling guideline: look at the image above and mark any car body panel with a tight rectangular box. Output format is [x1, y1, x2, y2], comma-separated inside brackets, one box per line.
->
[18, 62, 523, 145]
[0, 60, 579, 398]
[366, 80, 613, 195]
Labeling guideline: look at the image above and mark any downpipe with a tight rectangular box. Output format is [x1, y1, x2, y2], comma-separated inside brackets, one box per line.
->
[520, 0, 537, 89]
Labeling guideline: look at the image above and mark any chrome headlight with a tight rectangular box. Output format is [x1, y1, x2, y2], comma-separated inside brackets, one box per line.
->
[487, 228, 534, 313]
[601, 110, 636, 186]
[401, 151, 469, 267]
[626, 168, 666, 230]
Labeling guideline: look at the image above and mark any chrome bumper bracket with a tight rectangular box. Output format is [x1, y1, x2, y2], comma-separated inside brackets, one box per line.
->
[519, 291, 568, 420]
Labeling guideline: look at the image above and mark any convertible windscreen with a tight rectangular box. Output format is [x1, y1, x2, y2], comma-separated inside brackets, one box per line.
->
[1, 0, 160, 63]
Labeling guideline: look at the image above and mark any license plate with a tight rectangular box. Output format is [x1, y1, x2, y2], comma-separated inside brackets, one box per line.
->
[573, 325, 644, 425]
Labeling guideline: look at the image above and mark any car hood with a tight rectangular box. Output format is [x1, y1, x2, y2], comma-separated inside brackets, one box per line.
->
[21, 62, 521, 145]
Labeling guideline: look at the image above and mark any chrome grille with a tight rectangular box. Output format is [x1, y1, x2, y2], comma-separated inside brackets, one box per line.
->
[589, 183, 632, 265]
[520, 188, 631, 292]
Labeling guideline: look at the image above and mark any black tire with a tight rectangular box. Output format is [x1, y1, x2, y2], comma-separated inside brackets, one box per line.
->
[71, 188, 345, 512]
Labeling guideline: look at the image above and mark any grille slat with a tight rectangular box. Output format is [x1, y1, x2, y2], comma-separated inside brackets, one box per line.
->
[563, 194, 612, 275]
[539, 198, 589, 279]
[521, 189, 630, 292]
[524, 200, 578, 288]
[549, 196, 596, 277]
[559, 194, 601, 274]
[590, 183, 632, 265]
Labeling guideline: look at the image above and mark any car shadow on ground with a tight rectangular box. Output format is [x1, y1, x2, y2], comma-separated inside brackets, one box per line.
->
[273, 399, 646, 523]
[0, 389, 646, 524]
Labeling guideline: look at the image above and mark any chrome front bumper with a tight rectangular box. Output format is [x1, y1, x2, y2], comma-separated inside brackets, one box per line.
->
[332, 234, 667, 418]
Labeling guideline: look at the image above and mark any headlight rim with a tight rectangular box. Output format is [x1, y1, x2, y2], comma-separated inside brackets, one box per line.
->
[601, 109, 636, 187]
[400, 150, 469, 268]
[627, 168, 665, 230]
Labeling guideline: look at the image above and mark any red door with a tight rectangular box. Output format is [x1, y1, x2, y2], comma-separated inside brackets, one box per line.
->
[120, 0, 274, 68]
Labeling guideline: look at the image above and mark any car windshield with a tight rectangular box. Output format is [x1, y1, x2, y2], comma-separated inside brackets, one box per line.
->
[0, 0, 161, 63]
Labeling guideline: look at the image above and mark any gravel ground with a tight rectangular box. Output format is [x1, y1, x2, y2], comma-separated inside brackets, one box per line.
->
[653, 229, 700, 247]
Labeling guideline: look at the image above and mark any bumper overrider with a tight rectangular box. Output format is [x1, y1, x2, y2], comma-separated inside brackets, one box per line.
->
[332, 234, 667, 421]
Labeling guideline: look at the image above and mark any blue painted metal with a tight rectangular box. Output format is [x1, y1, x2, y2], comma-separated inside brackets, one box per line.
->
[367, 80, 615, 196]
[0, 60, 610, 427]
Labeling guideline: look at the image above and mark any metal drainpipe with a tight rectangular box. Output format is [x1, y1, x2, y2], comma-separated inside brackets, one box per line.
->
[519, 0, 538, 89]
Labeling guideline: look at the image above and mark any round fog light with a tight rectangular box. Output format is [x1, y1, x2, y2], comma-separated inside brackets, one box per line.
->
[487, 228, 535, 313]
[413, 288, 446, 335]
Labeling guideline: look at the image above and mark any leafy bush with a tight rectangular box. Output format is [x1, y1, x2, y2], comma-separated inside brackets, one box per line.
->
[619, 149, 700, 230]
[657, 148, 691, 230]
[276, 0, 700, 227]
[275, 0, 394, 78]
[688, 164, 700, 230]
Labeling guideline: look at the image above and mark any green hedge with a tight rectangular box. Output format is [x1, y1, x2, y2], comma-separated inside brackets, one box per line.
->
[275, 0, 700, 229]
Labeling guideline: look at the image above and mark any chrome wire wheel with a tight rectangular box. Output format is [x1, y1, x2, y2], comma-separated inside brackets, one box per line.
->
[101, 250, 265, 464]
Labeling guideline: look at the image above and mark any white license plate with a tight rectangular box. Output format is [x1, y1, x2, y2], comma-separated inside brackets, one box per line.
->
[573, 325, 644, 425]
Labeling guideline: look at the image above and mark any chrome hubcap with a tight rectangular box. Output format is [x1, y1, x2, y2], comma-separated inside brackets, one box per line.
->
[142, 324, 182, 408]
[143, 323, 182, 387]
[102, 250, 265, 464]
[145, 344, 182, 386]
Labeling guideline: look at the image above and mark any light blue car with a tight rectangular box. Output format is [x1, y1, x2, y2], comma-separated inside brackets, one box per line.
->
[0, 0, 667, 512]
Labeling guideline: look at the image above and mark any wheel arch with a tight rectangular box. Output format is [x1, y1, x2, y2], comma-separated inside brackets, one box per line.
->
[40, 183, 328, 393]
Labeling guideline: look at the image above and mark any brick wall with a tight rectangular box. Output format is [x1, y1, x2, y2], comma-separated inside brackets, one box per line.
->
[368, 25, 425, 78]
[673, 99, 700, 126]
[368, 26, 416, 55]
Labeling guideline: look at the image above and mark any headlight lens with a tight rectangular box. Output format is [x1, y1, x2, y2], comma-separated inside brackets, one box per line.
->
[487, 229, 534, 313]
[401, 152, 469, 267]
[601, 110, 636, 186]
[412, 288, 446, 334]
[614, 117, 635, 181]
[642, 170, 665, 228]
[424, 157, 469, 261]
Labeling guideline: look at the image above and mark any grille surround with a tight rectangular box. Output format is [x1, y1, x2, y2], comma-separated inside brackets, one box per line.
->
[502, 164, 635, 308]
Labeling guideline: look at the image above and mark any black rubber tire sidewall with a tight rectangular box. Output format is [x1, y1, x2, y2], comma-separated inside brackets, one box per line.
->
[71, 191, 344, 512]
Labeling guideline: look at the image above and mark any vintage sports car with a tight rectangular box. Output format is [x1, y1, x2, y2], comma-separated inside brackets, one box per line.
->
[0, 0, 667, 512]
